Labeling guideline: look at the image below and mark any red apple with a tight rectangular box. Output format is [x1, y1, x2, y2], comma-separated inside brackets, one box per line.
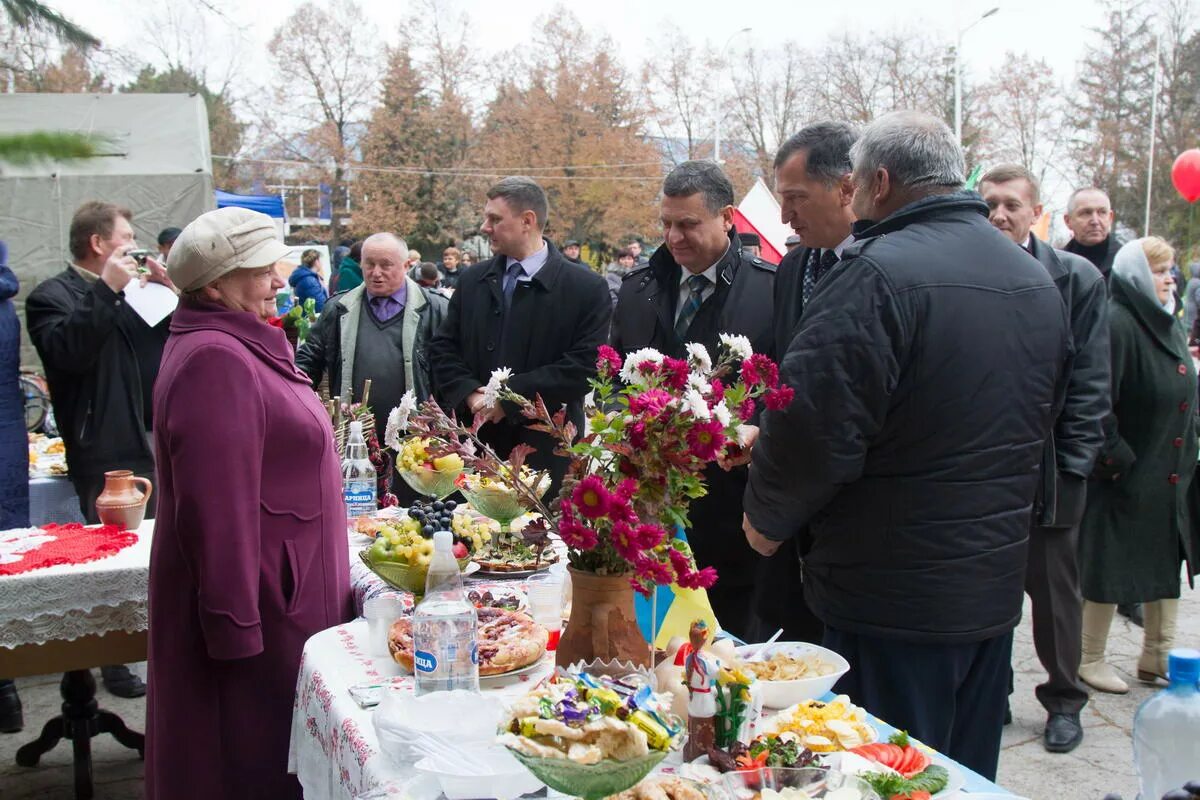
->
[452, 542, 469, 559]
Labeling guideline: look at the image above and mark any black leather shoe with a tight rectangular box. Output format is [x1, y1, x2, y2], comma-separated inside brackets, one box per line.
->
[0, 679, 23, 733]
[1117, 602, 1144, 628]
[1044, 712, 1083, 753]
[100, 665, 146, 699]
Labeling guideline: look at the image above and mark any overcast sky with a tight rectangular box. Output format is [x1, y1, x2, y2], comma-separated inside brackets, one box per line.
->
[55, 0, 1101, 91]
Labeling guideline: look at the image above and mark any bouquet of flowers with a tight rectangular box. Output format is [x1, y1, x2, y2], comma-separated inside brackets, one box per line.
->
[268, 297, 319, 347]
[483, 334, 791, 596]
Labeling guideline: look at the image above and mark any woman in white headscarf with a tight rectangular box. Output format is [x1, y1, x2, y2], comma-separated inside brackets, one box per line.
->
[1078, 236, 1199, 695]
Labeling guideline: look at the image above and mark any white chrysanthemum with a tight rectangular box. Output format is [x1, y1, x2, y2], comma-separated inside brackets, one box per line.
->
[619, 347, 665, 385]
[719, 333, 753, 361]
[712, 401, 731, 428]
[685, 342, 712, 373]
[682, 389, 711, 420]
[686, 373, 711, 396]
[481, 367, 512, 409]
[384, 391, 417, 450]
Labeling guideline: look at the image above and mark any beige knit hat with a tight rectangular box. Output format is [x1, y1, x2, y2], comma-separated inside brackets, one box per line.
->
[167, 207, 292, 292]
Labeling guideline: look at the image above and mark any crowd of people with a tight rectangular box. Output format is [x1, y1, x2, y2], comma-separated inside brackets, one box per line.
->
[0, 109, 1196, 797]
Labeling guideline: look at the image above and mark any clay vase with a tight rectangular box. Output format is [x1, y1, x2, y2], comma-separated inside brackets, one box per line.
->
[555, 567, 650, 668]
[95, 470, 153, 531]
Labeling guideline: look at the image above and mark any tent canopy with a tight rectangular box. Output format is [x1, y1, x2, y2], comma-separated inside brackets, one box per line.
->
[0, 93, 214, 368]
[216, 189, 286, 219]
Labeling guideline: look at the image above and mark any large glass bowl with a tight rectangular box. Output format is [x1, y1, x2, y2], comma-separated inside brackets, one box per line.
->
[359, 548, 470, 595]
[721, 767, 881, 800]
[506, 747, 668, 800]
[459, 473, 550, 534]
[396, 464, 463, 501]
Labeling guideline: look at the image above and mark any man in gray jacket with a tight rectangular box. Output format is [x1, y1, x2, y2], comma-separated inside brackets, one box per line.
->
[981, 164, 1110, 755]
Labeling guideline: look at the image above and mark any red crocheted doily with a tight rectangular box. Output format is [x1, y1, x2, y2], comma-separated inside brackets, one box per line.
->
[0, 523, 139, 577]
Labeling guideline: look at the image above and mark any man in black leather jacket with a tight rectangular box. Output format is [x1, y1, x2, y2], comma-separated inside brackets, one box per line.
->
[981, 165, 1110, 755]
[743, 113, 1070, 780]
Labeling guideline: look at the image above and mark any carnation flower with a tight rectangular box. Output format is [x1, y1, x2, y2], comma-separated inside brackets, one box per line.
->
[629, 388, 672, 417]
[596, 345, 622, 377]
[741, 353, 779, 389]
[719, 333, 753, 361]
[686, 342, 712, 373]
[384, 391, 417, 450]
[661, 357, 690, 390]
[764, 385, 795, 411]
[620, 347, 664, 385]
[572, 475, 611, 519]
[687, 419, 727, 461]
[682, 389, 711, 420]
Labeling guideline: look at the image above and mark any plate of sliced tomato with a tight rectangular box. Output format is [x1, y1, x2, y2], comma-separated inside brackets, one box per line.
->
[827, 731, 965, 800]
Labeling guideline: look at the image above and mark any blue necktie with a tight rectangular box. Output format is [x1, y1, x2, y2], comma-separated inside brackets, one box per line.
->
[674, 274, 710, 340]
[503, 262, 523, 312]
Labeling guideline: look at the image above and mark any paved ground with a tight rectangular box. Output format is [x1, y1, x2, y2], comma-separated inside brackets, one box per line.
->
[0, 585, 1196, 799]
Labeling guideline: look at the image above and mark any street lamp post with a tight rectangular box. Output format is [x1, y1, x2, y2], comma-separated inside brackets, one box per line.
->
[714, 27, 752, 164]
[954, 7, 1000, 143]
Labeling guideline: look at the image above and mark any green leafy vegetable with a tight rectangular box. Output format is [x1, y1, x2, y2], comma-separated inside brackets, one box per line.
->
[860, 763, 948, 798]
[888, 730, 911, 748]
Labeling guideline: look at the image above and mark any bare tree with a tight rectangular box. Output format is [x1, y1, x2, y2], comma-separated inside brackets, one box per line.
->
[729, 43, 812, 176]
[975, 53, 1070, 189]
[263, 0, 377, 243]
[641, 25, 720, 162]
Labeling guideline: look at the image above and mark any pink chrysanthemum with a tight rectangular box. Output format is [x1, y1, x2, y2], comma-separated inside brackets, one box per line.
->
[629, 388, 671, 417]
[559, 516, 598, 551]
[572, 475, 611, 520]
[764, 385, 795, 411]
[661, 357, 690, 390]
[687, 419, 727, 461]
[633, 523, 667, 549]
[596, 345, 622, 377]
[611, 521, 642, 562]
[741, 353, 780, 389]
[709, 379, 726, 401]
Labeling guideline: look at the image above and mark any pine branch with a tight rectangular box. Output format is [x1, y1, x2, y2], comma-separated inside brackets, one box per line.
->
[2, 0, 100, 49]
[0, 132, 105, 166]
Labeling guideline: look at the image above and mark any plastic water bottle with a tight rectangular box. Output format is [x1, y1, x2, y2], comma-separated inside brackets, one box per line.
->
[1133, 648, 1200, 800]
[412, 530, 479, 695]
[341, 420, 376, 521]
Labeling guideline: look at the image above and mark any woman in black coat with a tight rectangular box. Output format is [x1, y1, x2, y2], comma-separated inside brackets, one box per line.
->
[1079, 237, 1199, 694]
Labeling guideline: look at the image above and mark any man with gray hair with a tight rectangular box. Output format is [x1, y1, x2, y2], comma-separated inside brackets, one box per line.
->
[742, 111, 1070, 778]
[297, 232, 448, 451]
[610, 159, 775, 638]
[429, 177, 610, 493]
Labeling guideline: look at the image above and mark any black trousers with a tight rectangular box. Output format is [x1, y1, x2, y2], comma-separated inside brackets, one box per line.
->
[753, 539, 825, 643]
[1024, 522, 1088, 715]
[72, 469, 157, 526]
[824, 626, 1013, 781]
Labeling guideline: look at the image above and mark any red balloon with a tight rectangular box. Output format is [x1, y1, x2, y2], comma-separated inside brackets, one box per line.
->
[1171, 149, 1200, 203]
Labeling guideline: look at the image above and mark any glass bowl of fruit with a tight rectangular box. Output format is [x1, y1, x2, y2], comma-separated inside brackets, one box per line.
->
[459, 467, 551, 536]
[395, 436, 466, 501]
[359, 499, 490, 595]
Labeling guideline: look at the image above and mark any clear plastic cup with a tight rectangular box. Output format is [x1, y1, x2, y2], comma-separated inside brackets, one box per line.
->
[363, 595, 406, 657]
[525, 572, 564, 650]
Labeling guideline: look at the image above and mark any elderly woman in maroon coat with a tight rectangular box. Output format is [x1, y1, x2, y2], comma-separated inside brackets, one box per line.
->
[146, 207, 352, 799]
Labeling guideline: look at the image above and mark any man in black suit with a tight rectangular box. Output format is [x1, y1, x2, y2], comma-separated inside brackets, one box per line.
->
[980, 165, 1110, 754]
[429, 177, 611, 494]
[753, 121, 858, 644]
[610, 160, 775, 639]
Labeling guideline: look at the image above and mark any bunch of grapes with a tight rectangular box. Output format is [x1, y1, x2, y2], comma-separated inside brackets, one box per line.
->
[408, 499, 457, 536]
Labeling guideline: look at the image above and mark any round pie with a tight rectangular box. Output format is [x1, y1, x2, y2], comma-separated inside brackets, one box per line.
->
[388, 607, 549, 676]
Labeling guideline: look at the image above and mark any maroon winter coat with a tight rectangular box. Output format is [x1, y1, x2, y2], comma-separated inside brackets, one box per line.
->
[145, 301, 352, 800]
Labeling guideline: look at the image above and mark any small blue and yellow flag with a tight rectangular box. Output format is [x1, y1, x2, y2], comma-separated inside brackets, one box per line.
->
[633, 528, 720, 648]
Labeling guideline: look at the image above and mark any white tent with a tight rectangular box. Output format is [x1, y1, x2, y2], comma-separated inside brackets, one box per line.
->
[0, 92, 215, 367]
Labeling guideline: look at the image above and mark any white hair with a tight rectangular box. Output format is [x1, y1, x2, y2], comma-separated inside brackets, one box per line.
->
[850, 111, 965, 191]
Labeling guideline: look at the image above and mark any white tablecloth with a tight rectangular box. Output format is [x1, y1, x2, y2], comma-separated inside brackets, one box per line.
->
[288, 619, 556, 800]
[0, 519, 154, 649]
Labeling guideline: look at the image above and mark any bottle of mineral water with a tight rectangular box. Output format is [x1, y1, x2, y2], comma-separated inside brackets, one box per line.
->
[341, 420, 376, 522]
[1133, 648, 1200, 800]
[413, 530, 479, 695]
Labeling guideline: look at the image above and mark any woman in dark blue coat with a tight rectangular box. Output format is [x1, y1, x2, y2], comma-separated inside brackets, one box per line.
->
[287, 249, 328, 312]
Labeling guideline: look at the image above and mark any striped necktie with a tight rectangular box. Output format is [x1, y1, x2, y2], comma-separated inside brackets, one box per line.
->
[674, 274, 710, 340]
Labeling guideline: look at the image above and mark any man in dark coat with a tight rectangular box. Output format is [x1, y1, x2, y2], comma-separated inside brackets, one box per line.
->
[1063, 187, 1122, 281]
[25, 201, 177, 699]
[0, 240, 27, 732]
[429, 177, 610, 495]
[742, 112, 1070, 780]
[981, 164, 1111, 754]
[610, 160, 775, 639]
[297, 232, 447, 445]
[755, 121, 859, 645]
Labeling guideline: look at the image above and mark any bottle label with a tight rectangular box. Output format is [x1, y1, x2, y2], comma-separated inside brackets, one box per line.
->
[471, 642, 479, 665]
[414, 650, 438, 674]
[344, 481, 376, 516]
